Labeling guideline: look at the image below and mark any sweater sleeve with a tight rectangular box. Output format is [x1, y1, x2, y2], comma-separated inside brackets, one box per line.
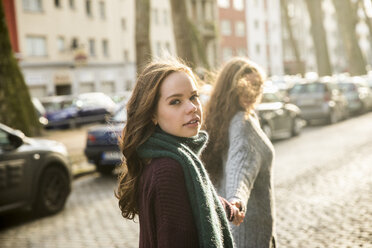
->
[151, 158, 199, 247]
[224, 114, 261, 212]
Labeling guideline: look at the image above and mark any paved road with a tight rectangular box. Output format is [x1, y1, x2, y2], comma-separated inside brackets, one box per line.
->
[0, 113, 371, 247]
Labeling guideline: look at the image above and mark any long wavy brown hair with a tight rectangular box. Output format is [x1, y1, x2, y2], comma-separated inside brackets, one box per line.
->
[202, 57, 265, 186]
[115, 59, 196, 220]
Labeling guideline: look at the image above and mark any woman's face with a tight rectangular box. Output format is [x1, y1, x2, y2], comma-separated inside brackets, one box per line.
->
[154, 71, 202, 138]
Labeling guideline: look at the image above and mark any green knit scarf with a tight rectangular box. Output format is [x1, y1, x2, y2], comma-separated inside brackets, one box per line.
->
[137, 128, 234, 248]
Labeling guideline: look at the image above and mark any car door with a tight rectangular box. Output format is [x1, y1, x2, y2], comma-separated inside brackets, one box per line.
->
[271, 92, 292, 132]
[0, 128, 34, 210]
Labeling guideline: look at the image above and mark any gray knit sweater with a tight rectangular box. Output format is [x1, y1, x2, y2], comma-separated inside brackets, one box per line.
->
[218, 111, 276, 248]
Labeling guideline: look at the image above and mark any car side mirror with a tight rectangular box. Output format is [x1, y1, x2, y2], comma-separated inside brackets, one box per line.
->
[5, 133, 24, 151]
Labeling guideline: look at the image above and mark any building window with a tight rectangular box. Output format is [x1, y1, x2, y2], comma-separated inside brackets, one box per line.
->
[163, 10, 168, 25]
[233, 0, 244, 10]
[156, 41, 162, 56]
[237, 47, 246, 56]
[222, 47, 233, 61]
[235, 21, 245, 37]
[26, 36, 47, 57]
[221, 20, 232, 36]
[69, 0, 75, 9]
[99, 1, 106, 19]
[218, 0, 229, 8]
[89, 39, 96, 57]
[71, 38, 79, 49]
[57, 37, 65, 52]
[165, 42, 171, 53]
[86, 0, 92, 17]
[102, 40, 109, 57]
[23, 0, 43, 12]
[256, 44, 261, 54]
[54, 0, 61, 8]
[254, 20, 259, 29]
[153, 9, 159, 25]
[121, 18, 127, 30]
[123, 50, 129, 62]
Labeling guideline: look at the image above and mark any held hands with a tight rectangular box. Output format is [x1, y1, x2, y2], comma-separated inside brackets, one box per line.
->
[230, 200, 245, 226]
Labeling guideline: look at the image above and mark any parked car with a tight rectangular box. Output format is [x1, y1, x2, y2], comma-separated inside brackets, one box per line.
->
[256, 87, 304, 140]
[41, 92, 117, 129]
[40, 95, 77, 128]
[84, 101, 126, 174]
[0, 123, 72, 215]
[288, 78, 348, 124]
[337, 77, 372, 114]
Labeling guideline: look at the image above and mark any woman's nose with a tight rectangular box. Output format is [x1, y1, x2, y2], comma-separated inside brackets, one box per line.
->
[186, 100, 197, 113]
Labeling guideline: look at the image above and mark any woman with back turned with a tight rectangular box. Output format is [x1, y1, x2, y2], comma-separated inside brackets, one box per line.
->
[203, 57, 277, 248]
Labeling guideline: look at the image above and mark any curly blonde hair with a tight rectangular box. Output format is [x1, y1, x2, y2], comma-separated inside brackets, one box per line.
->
[202, 57, 265, 185]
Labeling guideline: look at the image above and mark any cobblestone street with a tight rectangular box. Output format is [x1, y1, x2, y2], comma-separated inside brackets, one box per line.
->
[0, 113, 371, 247]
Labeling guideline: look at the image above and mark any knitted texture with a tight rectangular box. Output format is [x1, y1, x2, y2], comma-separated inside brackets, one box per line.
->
[138, 128, 234, 248]
[218, 111, 276, 248]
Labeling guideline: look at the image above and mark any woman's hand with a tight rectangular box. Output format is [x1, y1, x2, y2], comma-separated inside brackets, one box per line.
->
[230, 200, 245, 226]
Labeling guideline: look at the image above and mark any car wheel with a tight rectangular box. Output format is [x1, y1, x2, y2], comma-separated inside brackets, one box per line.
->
[96, 163, 114, 175]
[326, 110, 337, 124]
[35, 166, 70, 215]
[68, 118, 76, 129]
[291, 117, 302, 136]
[262, 123, 272, 140]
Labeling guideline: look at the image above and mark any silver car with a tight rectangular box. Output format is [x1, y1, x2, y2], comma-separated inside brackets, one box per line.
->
[288, 78, 348, 124]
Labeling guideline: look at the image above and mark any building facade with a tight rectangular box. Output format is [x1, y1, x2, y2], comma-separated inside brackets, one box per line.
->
[217, 0, 283, 76]
[6, 0, 176, 98]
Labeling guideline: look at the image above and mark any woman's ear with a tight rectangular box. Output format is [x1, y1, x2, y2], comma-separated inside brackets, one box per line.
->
[152, 115, 158, 125]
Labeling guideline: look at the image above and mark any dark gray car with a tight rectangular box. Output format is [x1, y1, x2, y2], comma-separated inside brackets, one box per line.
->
[288, 78, 348, 124]
[0, 123, 72, 215]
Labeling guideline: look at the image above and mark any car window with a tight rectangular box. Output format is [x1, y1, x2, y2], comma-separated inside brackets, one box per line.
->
[43, 100, 73, 112]
[262, 93, 280, 103]
[0, 129, 10, 146]
[290, 83, 325, 94]
[112, 109, 127, 122]
[338, 83, 355, 92]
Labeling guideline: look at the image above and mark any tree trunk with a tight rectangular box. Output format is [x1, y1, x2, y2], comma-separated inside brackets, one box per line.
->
[304, 0, 333, 76]
[0, 0, 40, 136]
[281, 0, 305, 76]
[358, 0, 372, 59]
[135, 0, 152, 74]
[332, 0, 367, 75]
[169, 0, 197, 68]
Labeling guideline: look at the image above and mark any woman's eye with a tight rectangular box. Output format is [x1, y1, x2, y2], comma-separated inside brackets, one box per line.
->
[170, 99, 181, 105]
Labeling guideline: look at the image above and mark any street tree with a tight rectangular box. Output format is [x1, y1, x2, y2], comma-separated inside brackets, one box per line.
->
[332, 0, 367, 75]
[357, 0, 372, 58]
[135, 0, 152, 74]
[0, 1, 40, 136]
[169, 0, 197, 68]
[304, 0, 333, 76]
[281, 0, 305, 75]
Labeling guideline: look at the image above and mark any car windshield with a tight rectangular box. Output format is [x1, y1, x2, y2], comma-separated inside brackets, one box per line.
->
[338, 83, 355, 92]
[42, 100, 74, 112]
[112, 109, 127, 123]
[290, 83, 325, 94]
[262, 93, 280, 103]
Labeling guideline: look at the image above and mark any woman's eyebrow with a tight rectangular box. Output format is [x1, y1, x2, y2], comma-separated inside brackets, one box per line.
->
[165, 93, 183, 100]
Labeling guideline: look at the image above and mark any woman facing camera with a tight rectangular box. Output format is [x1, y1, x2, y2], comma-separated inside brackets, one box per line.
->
[116, 59, 243, 248]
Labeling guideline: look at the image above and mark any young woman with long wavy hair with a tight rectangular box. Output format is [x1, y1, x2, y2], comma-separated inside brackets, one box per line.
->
[203, 57, 277, 248]
[115, 59, 243, 248]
